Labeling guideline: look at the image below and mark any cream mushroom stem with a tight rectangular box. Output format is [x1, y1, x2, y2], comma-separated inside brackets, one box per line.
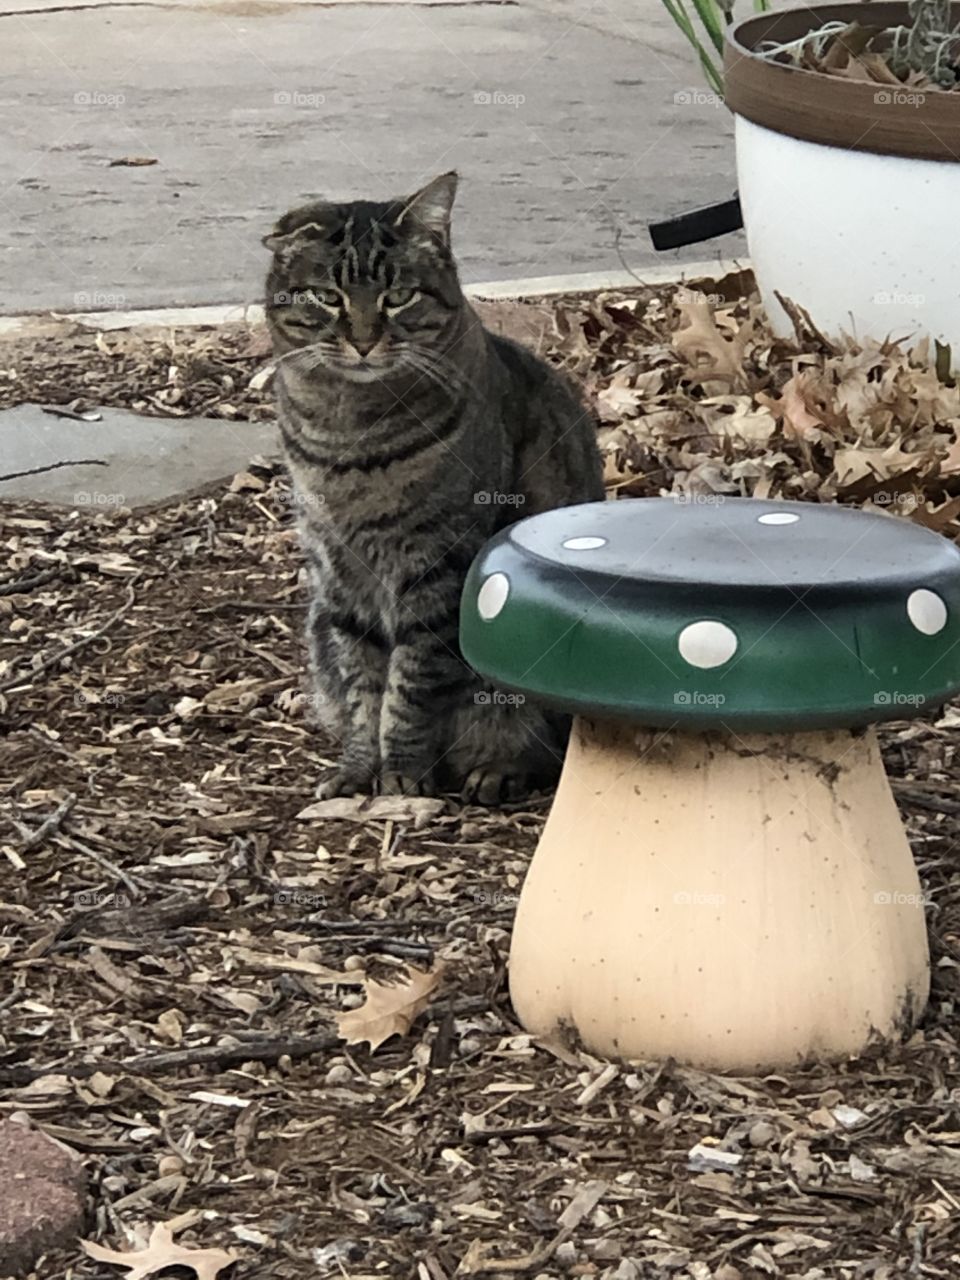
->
[509, 717, 930, 1073]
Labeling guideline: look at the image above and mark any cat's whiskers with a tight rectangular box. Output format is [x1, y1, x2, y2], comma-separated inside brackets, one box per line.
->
[400, 346, 476, 398]
[274, 341, 334, 371]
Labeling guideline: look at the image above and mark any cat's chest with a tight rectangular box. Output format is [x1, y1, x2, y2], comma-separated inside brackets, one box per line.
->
[282, 407, 448, 512]
[304, 521, 441, 636]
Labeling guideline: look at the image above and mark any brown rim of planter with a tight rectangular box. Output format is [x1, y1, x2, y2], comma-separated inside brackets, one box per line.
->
[724, 2, 960, 162]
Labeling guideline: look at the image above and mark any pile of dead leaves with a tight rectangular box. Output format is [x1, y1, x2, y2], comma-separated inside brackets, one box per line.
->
[552, 282, 960, 541]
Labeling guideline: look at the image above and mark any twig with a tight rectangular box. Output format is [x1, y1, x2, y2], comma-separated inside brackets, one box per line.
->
[0, 1034, 340, 1086]
[892, 785, 960, 816]
[17, 792, 77, 851]
[296, 917, 452, 933]
[198, 601, 305, 613]
[463, 1121, 571, 1145]
[41, 405, 102, 421]
[127, 1033, 343, 1073]
[230, 633, 298, 676]
[58, 833, 145, 898]
[932, 1177, 960, 1212]
[0, 458, 108, 482]
[0, 567, 64, 597]
[459, 1182, 606, 1273]
[246, 782, 314, 795]
[0, 579, 139, 694]
[0, 997, 495, 1085]
[352, 939, 435, 961]
[429, 1007, 455, 1071]
[612, 224, 647, 287]
[0, 990, 19, 1015]
[773, 290, 838, 355]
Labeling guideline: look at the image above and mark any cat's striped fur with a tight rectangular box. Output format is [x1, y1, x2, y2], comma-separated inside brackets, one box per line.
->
[264, 172, 604, 804]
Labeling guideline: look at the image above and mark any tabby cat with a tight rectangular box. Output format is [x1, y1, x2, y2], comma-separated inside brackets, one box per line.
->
[264, 171, 604, 804]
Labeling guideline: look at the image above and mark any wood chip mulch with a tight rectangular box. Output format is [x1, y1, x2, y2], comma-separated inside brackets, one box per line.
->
[2, 283, 960, 1279]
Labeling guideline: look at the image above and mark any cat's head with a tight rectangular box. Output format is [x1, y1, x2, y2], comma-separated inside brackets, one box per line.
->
[263, 172, 463, 381]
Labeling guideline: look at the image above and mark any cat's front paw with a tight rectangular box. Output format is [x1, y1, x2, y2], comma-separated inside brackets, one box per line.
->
[315, 763, 376, 799]
[380, 769, 437, 798]
[460, 766, 536, 806]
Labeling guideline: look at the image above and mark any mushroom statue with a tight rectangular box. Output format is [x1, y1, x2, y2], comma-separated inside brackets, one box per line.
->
[460, 497, 960, 1072]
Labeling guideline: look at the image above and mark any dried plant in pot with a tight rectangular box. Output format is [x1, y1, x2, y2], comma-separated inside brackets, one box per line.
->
[724, 1, 960, 350]
[460, 497, 960, 1072]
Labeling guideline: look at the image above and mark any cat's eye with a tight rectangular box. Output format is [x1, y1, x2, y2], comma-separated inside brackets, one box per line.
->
[306, 288, 342, 309]
[382, 288, 420, 311]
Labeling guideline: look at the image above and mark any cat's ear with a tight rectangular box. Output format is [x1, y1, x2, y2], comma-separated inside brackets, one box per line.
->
[262, 204, 332, 254]
[262, 224, 325, 254]
[395, 171, 458, 248]
[262, 226, 303, 272]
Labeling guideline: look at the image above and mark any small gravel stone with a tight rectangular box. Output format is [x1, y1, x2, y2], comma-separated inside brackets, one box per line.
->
[554, 1240, 577, 1267]
[748, 1120, 778, 1148]
[612, 1262, 643, 1280]
[324, 1064, 353, 1086]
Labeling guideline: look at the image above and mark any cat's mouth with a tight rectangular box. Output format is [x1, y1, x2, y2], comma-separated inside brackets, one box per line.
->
[283, 339, 415, 385]
[324, 354, 398, 384]
[322, 346, 415, 384]
[335, 362, 396, 384]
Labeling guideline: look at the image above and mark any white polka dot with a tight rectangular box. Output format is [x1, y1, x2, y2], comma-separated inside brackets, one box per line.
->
[907, 588, 947, 636]
[563, 536, 607, 551]
[477, 573, 510, 621]
[678, 620, 738, 669]
[758, 511, 800, 526]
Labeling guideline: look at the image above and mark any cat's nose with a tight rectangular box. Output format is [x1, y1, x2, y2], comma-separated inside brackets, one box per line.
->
[350, 335, 379, 357]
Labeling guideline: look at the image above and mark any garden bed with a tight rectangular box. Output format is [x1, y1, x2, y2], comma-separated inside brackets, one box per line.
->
[2, 280, 960, 1278]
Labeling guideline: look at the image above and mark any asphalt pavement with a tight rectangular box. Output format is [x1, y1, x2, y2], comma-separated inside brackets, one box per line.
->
[1, 0, 744, 312]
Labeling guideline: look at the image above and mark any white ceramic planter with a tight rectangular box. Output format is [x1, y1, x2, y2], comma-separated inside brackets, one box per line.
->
[725, 2, 960, 350]
[735, 114, 960, 348]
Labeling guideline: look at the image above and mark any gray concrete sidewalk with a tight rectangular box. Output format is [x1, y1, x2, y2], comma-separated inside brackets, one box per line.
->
[0, 404, 279, 506]
[1, 0, 743, 314]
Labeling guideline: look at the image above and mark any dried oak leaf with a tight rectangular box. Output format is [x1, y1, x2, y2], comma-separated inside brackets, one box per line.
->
[836, 441, 932, 493]
[700, 395, 777, 443]
[297, 794, 445, 827]
[672, 298, 751, 390]
[597, 380, 645, 423]
[338, 963, 445, 1051]
[81, 1219, 237, 1280]
[756, 368, 830, 445]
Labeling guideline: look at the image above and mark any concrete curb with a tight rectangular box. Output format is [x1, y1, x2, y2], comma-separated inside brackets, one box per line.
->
[0, 261, 748, 337]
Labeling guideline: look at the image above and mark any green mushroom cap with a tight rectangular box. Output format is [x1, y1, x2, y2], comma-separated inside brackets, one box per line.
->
[459, 497, 960, 731]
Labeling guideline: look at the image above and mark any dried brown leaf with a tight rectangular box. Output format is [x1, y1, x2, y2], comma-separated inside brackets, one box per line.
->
[81, 1219, 237, 1280]
[297, 794, 445, 826]
[337, 963, 444, 1051]
[672, 298, 751, 390]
